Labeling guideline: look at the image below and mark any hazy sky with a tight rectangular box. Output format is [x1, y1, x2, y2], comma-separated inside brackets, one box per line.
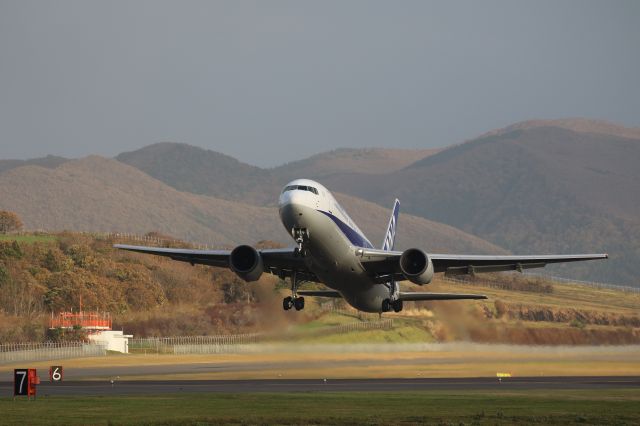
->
[1, 1, 638, 166]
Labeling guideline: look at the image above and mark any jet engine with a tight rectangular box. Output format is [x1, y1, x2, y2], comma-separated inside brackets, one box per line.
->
[229, 245, 263, 282]
[399, 248, 434, 285]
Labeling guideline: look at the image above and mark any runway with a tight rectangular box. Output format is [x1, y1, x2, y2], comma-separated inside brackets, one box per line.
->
[2, 376, 639, 396]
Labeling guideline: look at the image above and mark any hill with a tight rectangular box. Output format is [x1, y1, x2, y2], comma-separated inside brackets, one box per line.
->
[483, 118, 640, 140]
[116, 142, 276, 205]
[0, 232, 637, 347]
[0, 155, 68, 174]
[0, 156, 281, 246]
[319, 121, 640, 285]
[271, 147, 438, 181]
[5, 118, 638, 285]
[0, 156, 502, 254]
[116, 144, 436, 205]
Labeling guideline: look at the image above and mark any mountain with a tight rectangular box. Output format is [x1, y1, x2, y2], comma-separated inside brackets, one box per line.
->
[271, 147, 438, 180]
[0, 156, 504, 254]
[5, 118, 637, 284]
[116, 143, 276, 205]
[0, 155, 68, 174]
[483, 118, 640, 140]
[116, 144, 436, 205]
[334, 193, 505, 254]
[319, 121, 640, 285]
[0, 156, 279, 246]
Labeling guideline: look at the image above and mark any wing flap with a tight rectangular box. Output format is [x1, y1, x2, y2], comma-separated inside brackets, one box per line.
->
[431, 253, 608, 274]
[358, 248, 608, 278]
[114, 244, 231, 267]
[443, 262, 546, 275]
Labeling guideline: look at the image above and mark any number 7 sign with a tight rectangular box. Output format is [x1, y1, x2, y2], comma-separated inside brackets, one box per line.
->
[14, 369, 38, 398]
[14, 369, 28, 396]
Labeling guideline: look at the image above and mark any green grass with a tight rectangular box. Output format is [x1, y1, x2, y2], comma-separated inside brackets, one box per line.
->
[0, 234, 57, 243]
[1, 389, 638, 425]
[299, 323, 434, 344]
[287, 312, 434, 343]
[294, 312, 359, 330]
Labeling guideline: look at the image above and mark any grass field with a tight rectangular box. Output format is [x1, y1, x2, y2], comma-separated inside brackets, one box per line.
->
[428, 277, 640, 315]
[1, 389, 639, 425]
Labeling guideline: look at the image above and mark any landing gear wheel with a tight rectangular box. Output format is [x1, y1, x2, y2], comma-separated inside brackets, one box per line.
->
[392, 300, 403, 313]
[382, 299, 391, 313]
[283, 296, 293, 311]
[294, 297, 305, 311]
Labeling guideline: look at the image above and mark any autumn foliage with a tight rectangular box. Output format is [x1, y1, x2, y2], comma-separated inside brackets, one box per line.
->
[0, 232, 279, 342]
[0, 210, 23, 233]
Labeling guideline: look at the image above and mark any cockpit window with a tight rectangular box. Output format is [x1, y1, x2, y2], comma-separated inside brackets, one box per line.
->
[282, 185, 318, 195]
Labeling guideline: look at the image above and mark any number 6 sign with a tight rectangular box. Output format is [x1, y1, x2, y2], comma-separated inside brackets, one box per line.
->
[50, 366, 63, 382]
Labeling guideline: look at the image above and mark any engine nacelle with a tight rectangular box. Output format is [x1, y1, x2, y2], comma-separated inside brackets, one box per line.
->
[399, 248, 434, 285]
[229, 245, 263, 282]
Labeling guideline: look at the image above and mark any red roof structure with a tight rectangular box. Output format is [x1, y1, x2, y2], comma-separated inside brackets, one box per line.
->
[49, 311, 112, 331]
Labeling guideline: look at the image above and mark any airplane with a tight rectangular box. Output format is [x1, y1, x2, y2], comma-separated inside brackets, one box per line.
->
[115, 179, 608, 313]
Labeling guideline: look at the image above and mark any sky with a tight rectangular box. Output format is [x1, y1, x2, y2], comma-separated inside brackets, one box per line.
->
[0, 0, 639, 167]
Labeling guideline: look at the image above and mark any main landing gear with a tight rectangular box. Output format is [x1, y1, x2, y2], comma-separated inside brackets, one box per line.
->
[382, 298, 403, 313]
[382, 280, 403, 313]
[283, 270, 305, 311]
[283, 295, 305, 311]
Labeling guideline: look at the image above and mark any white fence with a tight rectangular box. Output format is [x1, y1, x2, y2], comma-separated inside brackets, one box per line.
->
[130, 334, 261, 354]
[0, 341, 107, 364]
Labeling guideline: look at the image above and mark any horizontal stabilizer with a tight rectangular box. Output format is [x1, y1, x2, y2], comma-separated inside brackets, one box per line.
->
[297, 290, 342, 298]
[398, 292, 487, 301]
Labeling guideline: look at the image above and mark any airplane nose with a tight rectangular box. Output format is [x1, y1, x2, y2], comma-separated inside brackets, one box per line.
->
[279, 189, 303, 208]
[279, 200, 303, 229]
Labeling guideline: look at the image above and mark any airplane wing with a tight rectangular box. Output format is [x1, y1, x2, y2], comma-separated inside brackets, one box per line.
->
[113, 244, 317, 281]
[357, 248, 608, 282]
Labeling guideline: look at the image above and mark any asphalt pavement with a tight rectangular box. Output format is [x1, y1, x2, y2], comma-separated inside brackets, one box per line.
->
[2, 376, 639, 396]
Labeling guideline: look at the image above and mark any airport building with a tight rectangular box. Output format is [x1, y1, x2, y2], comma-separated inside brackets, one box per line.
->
[49, 311, 132, 353]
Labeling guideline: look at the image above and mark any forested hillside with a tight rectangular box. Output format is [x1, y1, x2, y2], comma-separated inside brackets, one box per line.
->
[1, 233, 637, 346]
[0, 233, 282, 342]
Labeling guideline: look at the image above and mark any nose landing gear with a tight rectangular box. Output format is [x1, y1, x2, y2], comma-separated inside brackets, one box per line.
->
[291, 228, 309, 256]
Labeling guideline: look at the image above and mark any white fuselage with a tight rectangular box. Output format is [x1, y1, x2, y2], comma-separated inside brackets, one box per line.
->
[278, 179, 389, 312]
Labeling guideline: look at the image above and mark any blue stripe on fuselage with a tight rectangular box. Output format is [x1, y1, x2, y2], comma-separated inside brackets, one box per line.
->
[318, 210, 374, 249]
